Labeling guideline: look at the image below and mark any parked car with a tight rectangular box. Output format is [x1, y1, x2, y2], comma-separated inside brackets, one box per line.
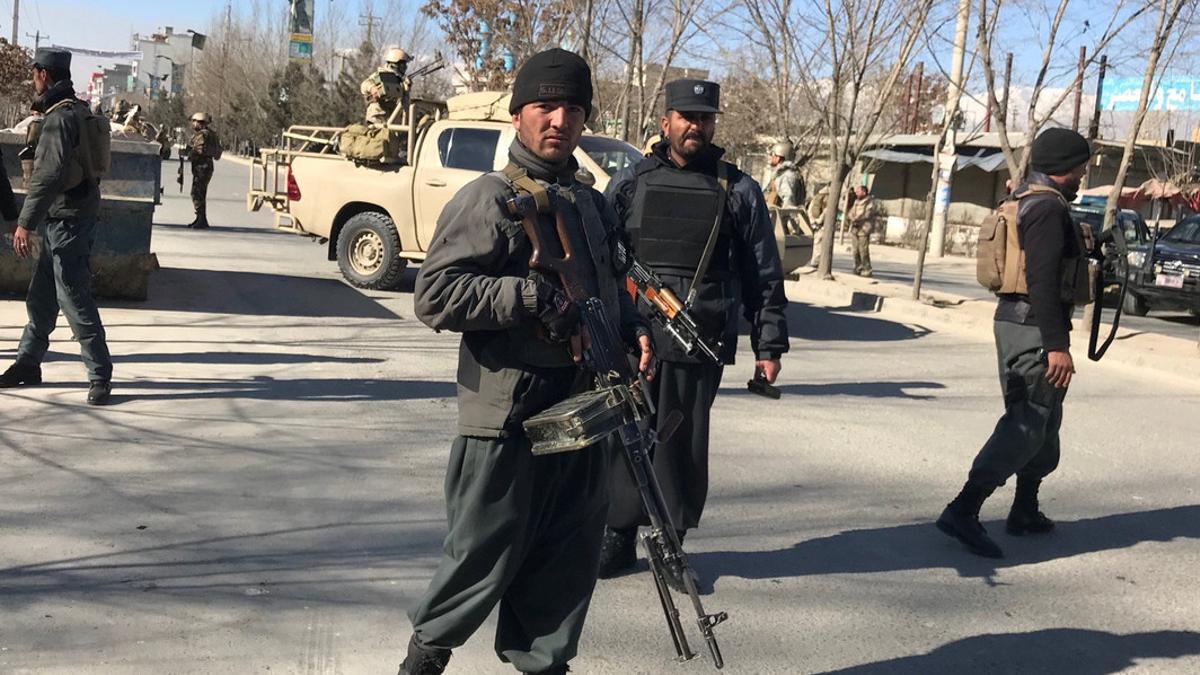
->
[1068, 204, 1150, 285]
[1122, 215, 1200, 316]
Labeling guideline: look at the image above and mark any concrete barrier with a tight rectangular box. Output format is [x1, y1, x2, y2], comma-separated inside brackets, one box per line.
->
[0, 131, 161, 300]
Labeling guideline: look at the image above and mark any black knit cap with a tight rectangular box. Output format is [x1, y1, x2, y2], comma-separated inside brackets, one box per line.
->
[33, 48, 72, 72]
[508, 48, 593, 117]
[1030, 127, 1092, 175]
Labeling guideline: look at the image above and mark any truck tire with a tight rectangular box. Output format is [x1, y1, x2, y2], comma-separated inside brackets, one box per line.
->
[1123, 291, 1150, 317]
[336, 211, 406, 290]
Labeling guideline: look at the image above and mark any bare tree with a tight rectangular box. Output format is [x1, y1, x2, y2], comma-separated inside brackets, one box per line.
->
[975, 0, 1151, 182]
[792, 0, 936, 278]
[1102, 0, 1198, 230]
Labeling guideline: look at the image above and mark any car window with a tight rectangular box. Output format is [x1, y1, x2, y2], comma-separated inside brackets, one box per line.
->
[1164, 218, 1200, 243]
[437, 128, 501, 172]
[578, 135, 643, 178]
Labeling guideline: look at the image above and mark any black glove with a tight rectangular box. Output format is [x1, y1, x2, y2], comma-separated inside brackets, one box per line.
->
[531, 274, 580, 342]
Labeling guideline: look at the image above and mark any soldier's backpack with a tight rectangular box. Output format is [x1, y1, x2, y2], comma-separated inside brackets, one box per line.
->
[338, 123, 403, 164]
[46, 98, 112, 182]
[975, 184, 1063, 294]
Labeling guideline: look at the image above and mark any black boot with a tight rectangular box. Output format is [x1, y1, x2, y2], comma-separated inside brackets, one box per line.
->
[1007, 477, 1055, 535]
[193, 213, 210, 229]
[597, 527, 637, 579]
[397, 635, 451, 675]
[0, 362, 42, 388]
[936, 480, 1004, 558]
[87, 380, 113, 406]
[522, 667, 569, 675]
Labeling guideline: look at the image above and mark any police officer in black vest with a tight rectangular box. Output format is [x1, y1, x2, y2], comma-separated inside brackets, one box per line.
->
[598, 80, 790, 581]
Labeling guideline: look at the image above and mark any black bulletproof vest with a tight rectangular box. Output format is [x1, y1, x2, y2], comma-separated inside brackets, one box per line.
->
[627, 163, 732, 278]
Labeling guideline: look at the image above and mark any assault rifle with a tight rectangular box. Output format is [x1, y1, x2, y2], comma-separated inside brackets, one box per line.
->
[177, 135, 185, 193]
[507, 188, 728, 670]
[408, 55, 446, 81]
[1088, 224, 1131, 361]
[614, 239, 722, 363]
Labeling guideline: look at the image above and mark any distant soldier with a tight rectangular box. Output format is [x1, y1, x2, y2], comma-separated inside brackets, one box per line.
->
[846, 185, 879, 277]
[806, 184, 830, 270]
[361, 47, 412, 125]
[110, 98, 131, 124]
[1, 48, 114, 405]
[764, 141, 805, 208]
[183, 112, 222, 229]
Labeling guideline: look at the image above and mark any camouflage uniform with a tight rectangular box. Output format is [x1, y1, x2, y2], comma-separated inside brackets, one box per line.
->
[806, 188, 829, 269]
[187, 126, 221, 227]
[360, 68, 411, 125]
[847, 193, 880, 275]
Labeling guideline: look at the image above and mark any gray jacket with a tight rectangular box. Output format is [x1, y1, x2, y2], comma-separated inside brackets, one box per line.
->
[414, 140, 646, 438]
[18, 79, 100, 231]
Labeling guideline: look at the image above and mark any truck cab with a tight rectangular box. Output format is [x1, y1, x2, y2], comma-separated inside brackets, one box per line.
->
[248, 91, 809, 289]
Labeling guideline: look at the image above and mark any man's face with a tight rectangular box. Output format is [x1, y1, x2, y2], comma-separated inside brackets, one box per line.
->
[512, 99, 586, 163]
[1057, 163, 1088, 194]
[854, 186, 867, 199]
[390, 61, 407, 77]
[191, 120, 203, 131]
[660, 110, 716, 162]
[768, 154, 781, 167]
[31, 67, 48, 95]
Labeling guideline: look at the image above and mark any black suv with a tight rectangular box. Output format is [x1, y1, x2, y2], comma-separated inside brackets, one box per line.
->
[1068, 204, 1150, 286]
[1122, 216, 1200, 316]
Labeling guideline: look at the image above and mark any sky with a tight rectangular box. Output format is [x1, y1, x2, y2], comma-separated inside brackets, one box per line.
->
[5, 0, 1180, 99]
[5, 0, 220, 86]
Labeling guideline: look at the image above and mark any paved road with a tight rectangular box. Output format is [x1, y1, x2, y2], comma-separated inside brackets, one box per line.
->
[823, 237, 1200, 342]
[1, 159, 1199, 674]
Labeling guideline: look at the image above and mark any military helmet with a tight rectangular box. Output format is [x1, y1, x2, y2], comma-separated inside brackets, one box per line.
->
[191, 112, 211, 124]
[770, 140, 795, 161]
[384, 48, 411, 65]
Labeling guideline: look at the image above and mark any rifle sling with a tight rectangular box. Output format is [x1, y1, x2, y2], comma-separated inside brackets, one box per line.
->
[685, 161, 729, 308]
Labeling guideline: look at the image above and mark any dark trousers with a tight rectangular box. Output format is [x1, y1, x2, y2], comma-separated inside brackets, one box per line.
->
[408, 434, 608, 672]
[607, 360, 724, 532]
[191, 159, 213, 216]
[16, 218, 112, 382]
[968, 321, 1067, 489]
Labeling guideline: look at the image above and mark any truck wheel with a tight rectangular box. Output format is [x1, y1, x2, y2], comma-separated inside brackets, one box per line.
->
[1122, 291, 1150, 317]
[337, 211, 406, 290]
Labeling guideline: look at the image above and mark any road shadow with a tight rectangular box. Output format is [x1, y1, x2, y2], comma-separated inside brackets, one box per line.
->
[820, 629, 1200, 674]
[118, 267, 400, 319]
[692, 505, 1200, 585]
[90, 376, 456, 402]
[111, 351, 386, 366]
[720, 380, 945, 400]
[772, 303, 932, 342]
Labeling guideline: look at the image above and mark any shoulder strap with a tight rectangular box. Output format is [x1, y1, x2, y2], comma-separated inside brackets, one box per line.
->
[502, 162, 551, 214]
[685, 160, 730, 307]
[44, 99, 75, 115]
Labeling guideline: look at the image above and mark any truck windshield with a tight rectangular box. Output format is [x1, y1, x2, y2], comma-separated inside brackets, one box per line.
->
[578, 136, 643, 178]
[1164, 217, 1200, 243]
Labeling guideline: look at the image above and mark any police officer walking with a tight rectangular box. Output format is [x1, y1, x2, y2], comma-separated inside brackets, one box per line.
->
[936, 128, 1094, 559]
[398, 49, 653, 675]
[598, 80, 790, 582]
[184, 112, 221, 229]
[361, 48, 412, 125]
[0, 48, 114, 405]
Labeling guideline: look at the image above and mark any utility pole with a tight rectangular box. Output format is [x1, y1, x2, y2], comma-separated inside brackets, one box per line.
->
[1072, 46, 1086, 131]
[10, 0, 17, 45]
[1081, 54, 1107, 191]
[1001, 52, 1013, 129]
[359, 9, 378, 47]
[909, 61, 924, 133]
[929, 0, 970, 259]
[25, 29, 46, 50]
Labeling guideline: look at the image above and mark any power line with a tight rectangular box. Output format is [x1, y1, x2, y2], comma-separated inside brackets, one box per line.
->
[359, 8, 378, 46]
[25, 28, 45, 50]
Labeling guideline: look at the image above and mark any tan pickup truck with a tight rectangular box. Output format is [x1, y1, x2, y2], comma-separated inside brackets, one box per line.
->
[248, 91, 810, 290]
